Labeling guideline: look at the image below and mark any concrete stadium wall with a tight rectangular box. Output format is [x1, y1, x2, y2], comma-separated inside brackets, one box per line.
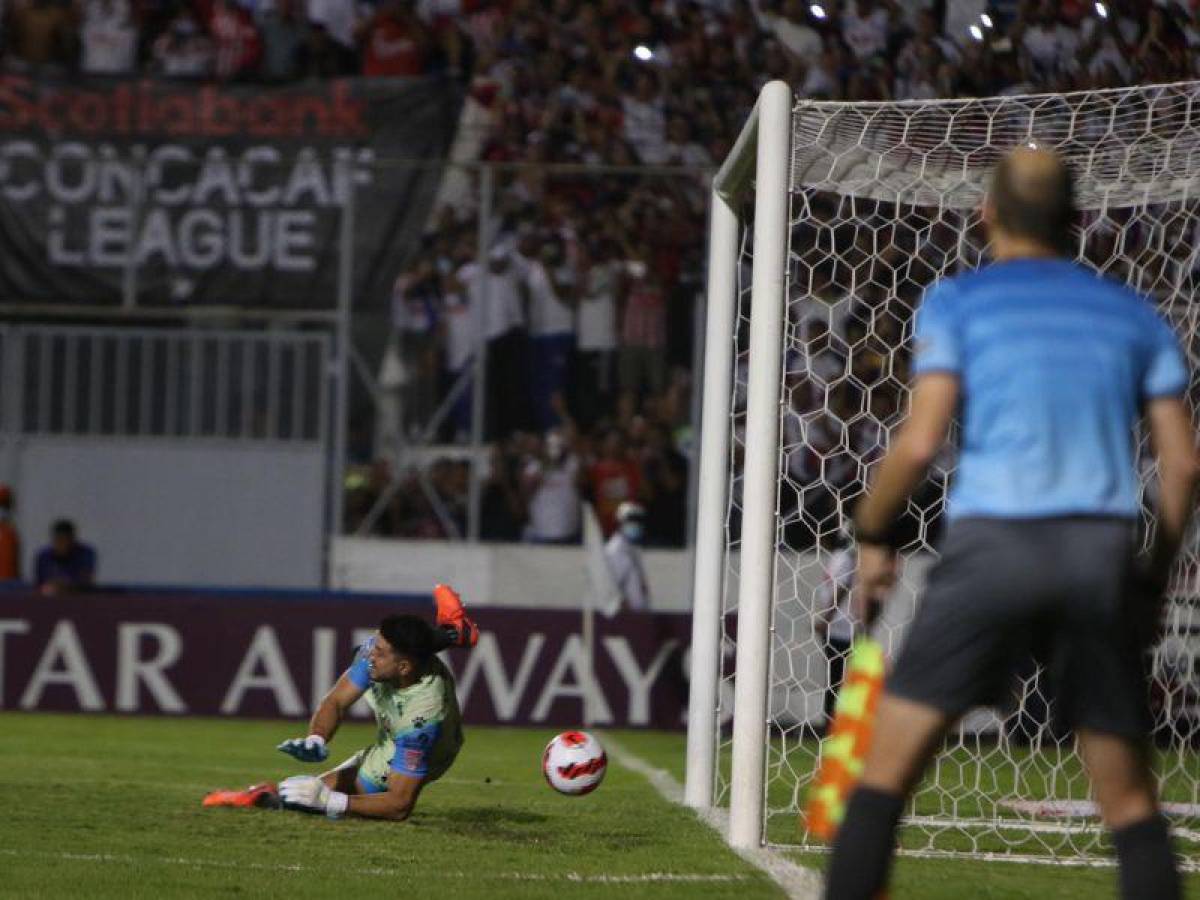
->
[1, 437, 325, 588]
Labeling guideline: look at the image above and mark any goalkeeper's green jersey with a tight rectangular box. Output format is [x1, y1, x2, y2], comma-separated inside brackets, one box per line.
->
[345, 639, 463, 788]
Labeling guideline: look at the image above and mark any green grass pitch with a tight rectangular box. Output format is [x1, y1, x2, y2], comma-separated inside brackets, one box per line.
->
[0, 714, 1195, 898]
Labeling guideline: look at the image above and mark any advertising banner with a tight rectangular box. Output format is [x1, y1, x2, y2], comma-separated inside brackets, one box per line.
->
[0, 592, 692, 729]
[0, 75, 461, 308]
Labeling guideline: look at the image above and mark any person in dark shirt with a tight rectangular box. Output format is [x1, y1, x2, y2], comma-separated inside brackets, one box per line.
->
[35, 519, 97, 596]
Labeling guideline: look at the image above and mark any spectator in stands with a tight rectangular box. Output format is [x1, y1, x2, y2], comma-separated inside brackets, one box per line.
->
[1078, 0, 1138, 82]
[5, 0, 78, 73]
[306, 0, 356, 55]
[206, 0, 262, 80]
[1015, 0, 1080, 79]
[799, 45, 842, 98]
[35, 519, 96, 596]
[79, 0, 137, 74]
[662, 116, 714, 170]
[618, 255, 668, 404]
[454, 244, 529, 439]
[755, 0, 822, 63]
[0, 486, 19, 582]
[1137, 5, 1190, 81]
[437, 258, 475, 443]
[523, 234, 577, 432]
[151, 7, 214, 77]
[622, 68, 667, 165]
[430, 456, 468, 536]
[392, 258, 441, 438]
[357, 0, 432, 77]
[298, 21, 355, 77]
[257, 0, 309, 81]
[840, 0, 893, 62]
[640, 423, 687, 548]
[573, 239, 622, 429]
[480, 444, 525, 541]
[521, 429, 582, 544]
[604, 500, 650, 611]
[588, 428, 641, 537]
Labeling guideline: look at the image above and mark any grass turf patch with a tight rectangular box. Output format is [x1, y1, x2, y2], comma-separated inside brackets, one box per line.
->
[0, 714, 781, 900]
[624, 730, 1200, 900]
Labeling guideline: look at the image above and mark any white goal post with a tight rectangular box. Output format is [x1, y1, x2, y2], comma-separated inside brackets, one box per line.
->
[686, 79, 1200, 860]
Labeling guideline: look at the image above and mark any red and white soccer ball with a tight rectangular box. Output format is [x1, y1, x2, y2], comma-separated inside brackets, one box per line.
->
[542, 730, 607, 796]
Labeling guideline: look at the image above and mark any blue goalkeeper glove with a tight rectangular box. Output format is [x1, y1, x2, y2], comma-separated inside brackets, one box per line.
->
[279, 775, 348, 819]
[276, 734, 329, 763]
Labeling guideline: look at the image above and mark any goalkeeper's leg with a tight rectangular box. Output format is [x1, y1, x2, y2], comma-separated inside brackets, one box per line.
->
[824, 694, 950, 900]
[203, 752, 367, 810]
[320, 750, 367, 793]
[433, 583, 479, 649]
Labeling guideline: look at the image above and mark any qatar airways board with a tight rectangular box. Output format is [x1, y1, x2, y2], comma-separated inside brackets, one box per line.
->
[0, 76, 463, 308]
[0, 592, 692, 729]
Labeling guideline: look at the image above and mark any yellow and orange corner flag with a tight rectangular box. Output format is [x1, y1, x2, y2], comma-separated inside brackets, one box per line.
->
[803, 636, 886, 842]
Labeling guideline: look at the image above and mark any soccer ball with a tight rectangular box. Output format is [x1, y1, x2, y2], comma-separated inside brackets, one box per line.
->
[542, 731, 607, 796]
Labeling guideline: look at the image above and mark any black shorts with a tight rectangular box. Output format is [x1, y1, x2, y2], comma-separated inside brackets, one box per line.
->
[887, 517, 1156, 741]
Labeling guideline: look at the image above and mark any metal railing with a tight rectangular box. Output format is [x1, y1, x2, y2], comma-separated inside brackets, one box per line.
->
[5, 325, 330, 442]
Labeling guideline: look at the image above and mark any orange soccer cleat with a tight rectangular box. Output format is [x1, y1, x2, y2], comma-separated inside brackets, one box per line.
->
[202, 782, 280, 810]
[434, 583, 479, 648]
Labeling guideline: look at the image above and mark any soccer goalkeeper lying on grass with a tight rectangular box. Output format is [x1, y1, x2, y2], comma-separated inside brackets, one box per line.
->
[203, 585, 478, 822]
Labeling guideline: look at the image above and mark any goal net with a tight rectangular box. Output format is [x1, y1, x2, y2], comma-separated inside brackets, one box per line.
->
[691, 80, 1200, 864]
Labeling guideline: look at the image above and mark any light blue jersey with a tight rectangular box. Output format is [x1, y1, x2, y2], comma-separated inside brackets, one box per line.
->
[913, 258, 1188, 520]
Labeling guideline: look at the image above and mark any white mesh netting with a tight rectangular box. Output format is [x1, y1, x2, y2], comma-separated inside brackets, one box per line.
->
[715, 81, 1200, 863]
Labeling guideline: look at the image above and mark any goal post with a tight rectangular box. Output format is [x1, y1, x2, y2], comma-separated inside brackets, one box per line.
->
[688, 78, 1200, 861]
[685, 80, 792, 822]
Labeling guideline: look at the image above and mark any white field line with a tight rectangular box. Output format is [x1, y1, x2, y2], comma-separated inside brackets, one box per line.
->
[901, 813, 1200, 847]
[773, 845, 1200, 875]
[0, 849, 751, 884]
[600, 733, 822, 900]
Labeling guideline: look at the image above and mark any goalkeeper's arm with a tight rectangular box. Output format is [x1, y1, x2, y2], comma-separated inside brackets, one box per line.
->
[278, 673, 365, 762]
[308, 673, 365, 743]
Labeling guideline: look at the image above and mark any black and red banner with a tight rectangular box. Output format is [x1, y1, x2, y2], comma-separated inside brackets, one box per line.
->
[0, 75, 462, 308]
[0, 591, 692, 729]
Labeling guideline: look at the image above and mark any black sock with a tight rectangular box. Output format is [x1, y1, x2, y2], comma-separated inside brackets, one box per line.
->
[1113, 815, 1180, 900]
[824, 786, 904, 900]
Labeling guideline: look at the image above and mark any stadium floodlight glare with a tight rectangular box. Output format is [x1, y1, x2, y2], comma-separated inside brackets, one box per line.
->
[693, 77, 1200, 862]
[1095, 1, 1108, 17]
[809, 4, 826, 19]
[633, 44, 653, 61]
[968, 23, 984, 41]
[980, 12, 993, 28]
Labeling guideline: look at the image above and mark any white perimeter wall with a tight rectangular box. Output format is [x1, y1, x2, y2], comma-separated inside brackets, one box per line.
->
[331, 537, 696, 610]
[331, 538, 992, 730]
[1, 437, 325, 588]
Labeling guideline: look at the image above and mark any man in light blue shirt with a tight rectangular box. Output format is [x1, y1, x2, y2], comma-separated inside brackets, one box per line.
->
[825, 148, 1198, 900]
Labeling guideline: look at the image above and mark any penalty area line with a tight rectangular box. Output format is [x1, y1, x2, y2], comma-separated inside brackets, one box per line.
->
[600, 733, 822, 900]
[0, 848, 751, 884]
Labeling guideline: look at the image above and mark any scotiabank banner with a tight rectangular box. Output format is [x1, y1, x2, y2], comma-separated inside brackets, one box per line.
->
[0, 592, 691, 729]
[0, 75, 462, 308]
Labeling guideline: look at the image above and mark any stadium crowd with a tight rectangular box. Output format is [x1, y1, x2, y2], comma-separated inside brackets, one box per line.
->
[6, 1, 1199, 97]
[11, 0, 1197, 544]
[355, 0, 1200, 545]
